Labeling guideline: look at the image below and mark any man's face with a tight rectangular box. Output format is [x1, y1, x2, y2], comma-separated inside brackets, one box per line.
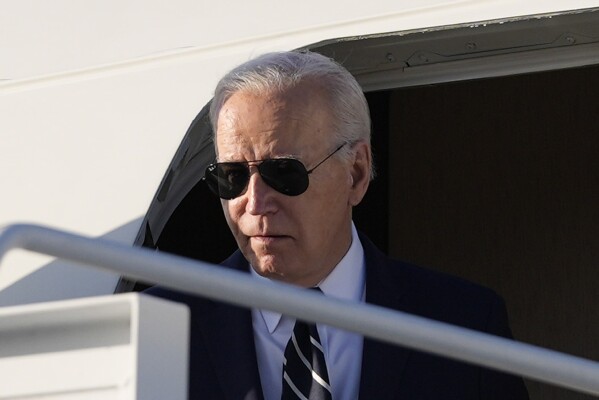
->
[215, 84, 358, 287]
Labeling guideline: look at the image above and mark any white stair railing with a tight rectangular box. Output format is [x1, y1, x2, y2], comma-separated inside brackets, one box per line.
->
[1, 223, 599, 397]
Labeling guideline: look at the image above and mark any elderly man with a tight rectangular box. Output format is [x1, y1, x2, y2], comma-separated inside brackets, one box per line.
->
[148, 51, 529, 399]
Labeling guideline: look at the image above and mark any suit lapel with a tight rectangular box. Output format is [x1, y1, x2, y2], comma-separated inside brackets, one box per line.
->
[200, 251, 264, 400]
[358, 233, 412, 399]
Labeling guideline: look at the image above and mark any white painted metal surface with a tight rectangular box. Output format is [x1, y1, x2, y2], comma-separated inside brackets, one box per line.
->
[2, 0, 599, 303]
[0, 291, 189, 400]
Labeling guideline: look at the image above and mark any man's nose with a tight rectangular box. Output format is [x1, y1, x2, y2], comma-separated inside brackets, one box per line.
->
[245, 170, 277, 215]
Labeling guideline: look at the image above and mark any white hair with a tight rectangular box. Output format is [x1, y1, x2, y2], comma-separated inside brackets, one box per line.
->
[209, 51, 374, 178]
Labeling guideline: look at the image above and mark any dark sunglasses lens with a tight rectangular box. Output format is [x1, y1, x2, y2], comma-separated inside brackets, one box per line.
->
[259, 158, 309, 196]
[205, 163, 249, 200]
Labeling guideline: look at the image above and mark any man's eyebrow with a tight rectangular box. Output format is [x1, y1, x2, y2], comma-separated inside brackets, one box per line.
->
[218, 152, 303, 163]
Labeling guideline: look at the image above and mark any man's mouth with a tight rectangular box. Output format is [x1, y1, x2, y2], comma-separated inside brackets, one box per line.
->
[250, 234, 289, 244]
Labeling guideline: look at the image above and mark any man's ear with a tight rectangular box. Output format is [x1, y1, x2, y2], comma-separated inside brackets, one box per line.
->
[348, 141, 371, 207]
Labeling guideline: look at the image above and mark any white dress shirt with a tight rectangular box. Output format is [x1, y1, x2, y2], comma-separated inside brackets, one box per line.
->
[251, 223, 366, 400]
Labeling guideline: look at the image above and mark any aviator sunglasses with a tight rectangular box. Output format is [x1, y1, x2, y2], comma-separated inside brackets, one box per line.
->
[204, 143, 346, 200]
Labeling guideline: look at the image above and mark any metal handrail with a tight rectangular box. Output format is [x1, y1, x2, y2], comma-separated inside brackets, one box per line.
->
[1, 223, 599, 396]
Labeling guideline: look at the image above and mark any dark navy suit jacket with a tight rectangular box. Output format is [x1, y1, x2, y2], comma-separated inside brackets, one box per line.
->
[147, 233, 529, 399]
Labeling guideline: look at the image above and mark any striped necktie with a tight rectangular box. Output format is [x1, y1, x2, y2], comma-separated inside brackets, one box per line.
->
[281, 289, 332, 400]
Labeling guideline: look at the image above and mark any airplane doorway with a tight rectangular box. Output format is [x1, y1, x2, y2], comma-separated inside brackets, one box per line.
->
[379, 64, 599, 400]
[127, 9, 599, 399]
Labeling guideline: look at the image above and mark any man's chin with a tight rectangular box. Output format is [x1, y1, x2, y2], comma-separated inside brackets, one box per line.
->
[250, 259, 283, 279]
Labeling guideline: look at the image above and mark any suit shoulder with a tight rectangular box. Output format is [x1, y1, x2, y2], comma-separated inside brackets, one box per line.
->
[359, 231, 501, 304]
[143, 250, 247, 302]
[143, 285, 215, 311]
[385, 258, 508, 334]
[396, 259, 501, 301]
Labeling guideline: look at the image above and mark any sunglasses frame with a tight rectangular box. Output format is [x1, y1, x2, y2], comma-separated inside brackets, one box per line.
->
[204, 143, 346, 200]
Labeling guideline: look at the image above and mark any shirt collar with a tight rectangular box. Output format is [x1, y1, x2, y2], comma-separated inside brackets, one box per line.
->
[252, 222, 366, 334]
